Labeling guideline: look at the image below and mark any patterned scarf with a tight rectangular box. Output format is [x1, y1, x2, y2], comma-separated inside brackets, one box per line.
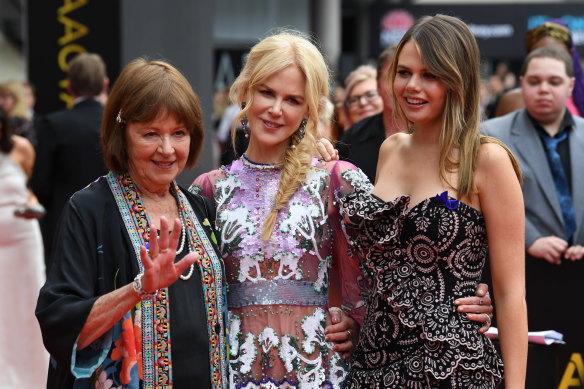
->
[105, 172, 227, 388]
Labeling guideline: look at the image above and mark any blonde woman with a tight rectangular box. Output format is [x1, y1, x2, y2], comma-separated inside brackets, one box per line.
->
[0, 81, 35, 144]
[339, 15, 527, 388]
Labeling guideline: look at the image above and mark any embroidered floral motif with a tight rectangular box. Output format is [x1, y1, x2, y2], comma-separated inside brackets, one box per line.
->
[301, 308, 327, 354]
[228, 314, 257, 386]
[238, 254, 267, 282]
[200, 159, 365, 388]
[219, 205, 255, 255]
[215, 173, 241, 209]
[259, 327, 280, 370]
[273, 252, 302, 280]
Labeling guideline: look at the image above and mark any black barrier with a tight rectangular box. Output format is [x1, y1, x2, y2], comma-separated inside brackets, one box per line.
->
[27, 1, 121, 115]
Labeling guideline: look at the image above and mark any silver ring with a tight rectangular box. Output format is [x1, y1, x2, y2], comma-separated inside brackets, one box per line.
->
[484, 313, 491, 326]
[160, 248, 169, 253]
[479, 298, 483, 306]
[347, 329, 352, 339]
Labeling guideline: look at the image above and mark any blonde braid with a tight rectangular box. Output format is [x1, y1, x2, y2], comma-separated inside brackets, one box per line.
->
[261, 120, 316, 241]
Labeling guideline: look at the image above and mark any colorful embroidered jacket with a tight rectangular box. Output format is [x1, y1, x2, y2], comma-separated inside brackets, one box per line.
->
[36, 173, 228, 388]
[191, 156, 370, 389]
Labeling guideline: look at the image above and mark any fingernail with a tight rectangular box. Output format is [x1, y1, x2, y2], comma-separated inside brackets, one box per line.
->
[325, 336, 330, 342]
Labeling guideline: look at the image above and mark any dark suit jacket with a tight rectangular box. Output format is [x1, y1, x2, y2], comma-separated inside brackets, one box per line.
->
[31, 98, 107, 264]
[482, 108, 584, 248]
[338, 113, 386, 183]
[482, 109, 584, 348]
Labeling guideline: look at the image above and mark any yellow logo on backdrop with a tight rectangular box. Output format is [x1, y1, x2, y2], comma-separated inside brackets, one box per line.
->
[559, 353, 584, 388]
[57, 0, 89, 108]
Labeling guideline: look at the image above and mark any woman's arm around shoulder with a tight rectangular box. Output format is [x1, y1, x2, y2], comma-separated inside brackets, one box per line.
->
[476, 141, 527, 389]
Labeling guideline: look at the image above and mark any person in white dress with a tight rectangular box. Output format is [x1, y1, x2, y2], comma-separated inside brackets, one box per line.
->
[0, 107, 48, 388]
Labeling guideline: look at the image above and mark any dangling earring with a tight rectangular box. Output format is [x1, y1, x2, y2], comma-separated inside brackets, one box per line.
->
[240, 102, 250, 138]
[291, 118, 307, 149]
[408, 122, 414, 134]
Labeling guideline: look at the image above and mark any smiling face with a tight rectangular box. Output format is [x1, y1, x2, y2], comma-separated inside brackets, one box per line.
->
[521, 56, 574, 125]
[245, 65, 308, 162]
[393, 41, 447, 130]
[126, 110, 191, 193]
[346, 78, 384, 124]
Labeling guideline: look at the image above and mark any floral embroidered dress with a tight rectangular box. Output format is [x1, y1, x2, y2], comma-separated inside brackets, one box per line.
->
[191, 156, 368, 389]
[338, 189, 504, 388]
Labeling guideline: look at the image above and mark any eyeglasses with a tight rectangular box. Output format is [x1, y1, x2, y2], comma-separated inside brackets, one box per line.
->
[345, 90, 380, 108]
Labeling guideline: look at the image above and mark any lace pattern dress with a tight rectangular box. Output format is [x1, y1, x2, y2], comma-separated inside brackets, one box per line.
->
[191, 156, 369, 389]
[338, 188, 504, 388]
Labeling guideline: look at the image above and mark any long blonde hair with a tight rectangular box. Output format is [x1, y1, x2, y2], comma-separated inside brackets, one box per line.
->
[389, 15, 520, 196]
[229, 31, 330, 240]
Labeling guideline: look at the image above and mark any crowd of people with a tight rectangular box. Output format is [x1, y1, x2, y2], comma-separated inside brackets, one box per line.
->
[2, 12, 583, 389]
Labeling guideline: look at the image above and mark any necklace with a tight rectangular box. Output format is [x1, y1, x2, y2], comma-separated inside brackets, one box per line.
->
[176, 218, 195, 280]
[180, 264, 195, 281]
[242, 153, 279, 169]
[176, 218, 186, 255]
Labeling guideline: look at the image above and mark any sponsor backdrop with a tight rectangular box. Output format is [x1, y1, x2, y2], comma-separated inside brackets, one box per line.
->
[371, 4, 584, 389]
[27, 1, 120, 115]
[371, 4, 584, 62]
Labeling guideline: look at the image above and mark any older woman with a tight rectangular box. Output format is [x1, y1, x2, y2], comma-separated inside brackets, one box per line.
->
[343, 65, 384, 127]
[36, 59, 227, 388]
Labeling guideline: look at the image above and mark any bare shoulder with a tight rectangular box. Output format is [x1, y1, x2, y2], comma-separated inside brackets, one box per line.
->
[476, 141, 519, 185]
[477, 141, 511, 167]
[379, 132, 407, 155]
[10, 135, 35, 176]
[11, 135, 34, 158]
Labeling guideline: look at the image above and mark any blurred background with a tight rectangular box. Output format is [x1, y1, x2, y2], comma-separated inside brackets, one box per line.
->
[1, 0, 583, 183]
[2, 2, 584, 387]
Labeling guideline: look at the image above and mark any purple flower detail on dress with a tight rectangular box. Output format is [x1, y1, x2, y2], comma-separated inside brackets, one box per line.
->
[435, 191, 459, 210]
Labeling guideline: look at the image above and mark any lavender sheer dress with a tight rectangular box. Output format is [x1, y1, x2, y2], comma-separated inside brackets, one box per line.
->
[191, 155, 370, 388]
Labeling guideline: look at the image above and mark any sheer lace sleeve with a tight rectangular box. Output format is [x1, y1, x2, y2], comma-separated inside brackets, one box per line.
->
[324, 160, 373, 325]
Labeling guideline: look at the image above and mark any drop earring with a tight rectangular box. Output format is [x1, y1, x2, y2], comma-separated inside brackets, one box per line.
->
[408, 122, 414, 134]
[291, 118, 307, 149]
[240, 102, 250, 138]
